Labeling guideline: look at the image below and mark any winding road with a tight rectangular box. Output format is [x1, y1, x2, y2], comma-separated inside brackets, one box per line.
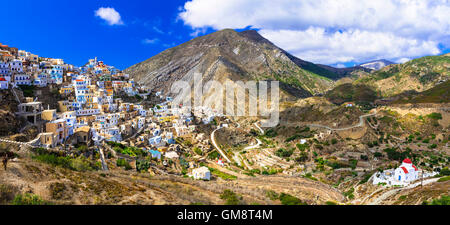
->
[210, 122, 264, 167]
[307, 110, 377, 131]
[210, 127, 232, 163]
[253, 122, 264, 134]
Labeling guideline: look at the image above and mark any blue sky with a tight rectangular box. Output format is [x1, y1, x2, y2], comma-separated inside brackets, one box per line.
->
[0, 0, 207, 69]
[1, 0, 449, 70]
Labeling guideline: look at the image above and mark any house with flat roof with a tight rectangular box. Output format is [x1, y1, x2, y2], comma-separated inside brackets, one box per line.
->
[17, 101, 43, 124]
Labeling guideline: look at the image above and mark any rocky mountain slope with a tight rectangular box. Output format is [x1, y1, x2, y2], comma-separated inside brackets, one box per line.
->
[126, 29, 366, 100]
[355, 54, 450, 97]
[0, 89, 25, 136]
[0, 155, 344, 205]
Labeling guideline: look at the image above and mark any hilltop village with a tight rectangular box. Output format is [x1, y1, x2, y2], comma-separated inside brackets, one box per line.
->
[0, 43, 225, 180]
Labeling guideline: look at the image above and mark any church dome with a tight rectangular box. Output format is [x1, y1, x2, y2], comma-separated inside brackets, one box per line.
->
[402, 158, 412, 164]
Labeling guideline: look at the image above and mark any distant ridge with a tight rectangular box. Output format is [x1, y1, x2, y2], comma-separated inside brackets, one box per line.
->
[359, 59, 395, 71]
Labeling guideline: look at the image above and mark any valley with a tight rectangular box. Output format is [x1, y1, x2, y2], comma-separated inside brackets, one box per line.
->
[1, 29, 449, 206]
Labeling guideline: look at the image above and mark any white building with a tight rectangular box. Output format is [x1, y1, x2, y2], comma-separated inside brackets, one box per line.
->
[372, 158, 437, 186]
[13, 74, 31, 86]
[9, 60, 23, 73]
[76, 108, 100, 116]
[0, 61, 10, 77]
[0, 77, 8, 89]
[394, 158, 419, 182]
[164, 151, 179, 159]
[192, 166, 211, 180]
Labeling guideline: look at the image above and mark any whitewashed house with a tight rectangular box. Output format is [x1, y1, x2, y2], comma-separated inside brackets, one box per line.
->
[192, 166, 211, 180]
[164, 151, 179, 159]
[13, 74, 31, 86]
[0, 77, 8, 89]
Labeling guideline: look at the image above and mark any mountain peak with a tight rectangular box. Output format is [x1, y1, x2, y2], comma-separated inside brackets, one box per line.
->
[359, 59, 395, 70]
[239, 29, 274, 46]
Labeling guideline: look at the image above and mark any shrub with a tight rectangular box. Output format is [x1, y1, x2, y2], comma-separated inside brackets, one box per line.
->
[116, 158, 132, 170]
[207, 151, 219, 160]
[327, 160, 349, 169]
[383, 148, 411, 162]
[12, 193, 50, 205]
[136, 159, 151, 172]
[70, 156, 96, 172]
[0, 184, 17, 204]
[116, 146, 147, 157]
[193, 147, 202, 156]
[343, 188, 355, 200]
[264, 128, 277, 138]
[275, 148, 294, 158]
[107, 141, 125, 149]
[331, 139, 338, 145]
[427, 113, 442, 120]
[437, 176, 450, 182]
[295, 152, 308, 163]
[266, 190, 279, 201]
[430, 195, 450, 205]
[440, 167, 450, 176]
[220, 190, 241, 205]
[18, 85, 35, 97]
[374, 152, 383, 158]
[32, 150, 97, 172]
[279, 193, 307, 205]
[350, 159, 358, 169]
[296, 143, 309, 151]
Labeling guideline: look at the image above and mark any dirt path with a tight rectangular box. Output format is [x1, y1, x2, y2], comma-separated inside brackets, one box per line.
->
[307, 110, 377, 131]
[366, 178, 440, 205]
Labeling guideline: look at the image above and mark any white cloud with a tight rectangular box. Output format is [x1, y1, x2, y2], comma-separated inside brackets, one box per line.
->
[153, 26, 164, 34]
[95, 7, 124, 26]
[260, 28, 440, 64]
[142, 38, 159, 45]
[179, 0, 450, 64]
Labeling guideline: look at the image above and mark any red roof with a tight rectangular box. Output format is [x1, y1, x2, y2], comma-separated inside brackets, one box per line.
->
[403, 158, 412, 164]
[400, 167, 409, 174]
[412, 165, 418, 171]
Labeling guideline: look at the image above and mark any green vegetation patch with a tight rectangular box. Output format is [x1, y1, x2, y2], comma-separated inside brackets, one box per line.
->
[279, 193, 307, 205]
[108, 141, 147, 157]
[32, 148, 99, 172]
[208, 167, 237, 180]
[220, 189, 242, 205]
[116, 158, 132, 170]
[18, 85, 36, 97]
[12, 193, 51, 205]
